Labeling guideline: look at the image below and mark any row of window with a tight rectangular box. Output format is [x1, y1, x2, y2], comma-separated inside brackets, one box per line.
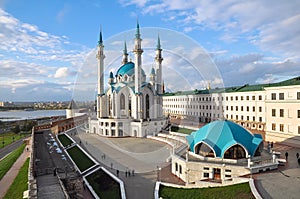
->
[226, 106, 262, 112]
[163, 95, 264, 102]
[225, 114, 263, 122]
[164, 104, 263, 113]
[271, 124, 300, 134]
[271, 109, 300, 118]
[271, 92, 300, 100]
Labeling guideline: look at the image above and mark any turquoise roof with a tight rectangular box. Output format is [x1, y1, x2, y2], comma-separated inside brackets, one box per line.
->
[116, 61, 145, 77]
[187, 120, 263, 158]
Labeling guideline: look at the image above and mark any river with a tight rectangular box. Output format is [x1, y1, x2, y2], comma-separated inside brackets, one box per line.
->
[0, 109, 66, 122]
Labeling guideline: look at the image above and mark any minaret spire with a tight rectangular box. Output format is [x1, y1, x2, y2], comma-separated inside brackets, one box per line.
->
[122, 41, 128, 65]
[96, 26, 106, 118]
[156, 34, 161, 50]
[135, 19, 141, 39]
[133, 20, 143, 94]
[98, 26, 103, 45]
[155, 34, 163, 94]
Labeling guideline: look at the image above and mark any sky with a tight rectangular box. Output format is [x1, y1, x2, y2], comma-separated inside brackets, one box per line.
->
[0, 0, 299, 102]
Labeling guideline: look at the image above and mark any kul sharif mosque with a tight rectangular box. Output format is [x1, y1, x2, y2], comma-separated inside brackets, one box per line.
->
[89, 21, 167, 137]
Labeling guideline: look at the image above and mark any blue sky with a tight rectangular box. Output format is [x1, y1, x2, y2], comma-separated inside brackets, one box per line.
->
[0, 0, 299, 101]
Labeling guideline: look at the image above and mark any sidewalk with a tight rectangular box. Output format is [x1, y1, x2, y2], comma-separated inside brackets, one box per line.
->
[0, 140, 31, 198]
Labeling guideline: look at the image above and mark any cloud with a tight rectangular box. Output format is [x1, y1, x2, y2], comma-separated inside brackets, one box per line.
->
[119, 0, 148, 7]
[121, 0, 300, 60]
[54, 67, 69, 78]
[215, 54, 300, 87]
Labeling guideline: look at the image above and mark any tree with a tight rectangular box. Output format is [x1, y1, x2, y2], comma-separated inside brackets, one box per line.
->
[13, 125, 20, 133]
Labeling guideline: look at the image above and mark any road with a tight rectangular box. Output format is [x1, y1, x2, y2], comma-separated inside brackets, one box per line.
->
[0, 137, 29, 160]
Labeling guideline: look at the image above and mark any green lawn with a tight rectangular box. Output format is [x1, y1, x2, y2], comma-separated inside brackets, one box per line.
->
[57, 134, 73, 147]
[171, 126, 194, 134]
[86, 169, 121, 199]
[66, 145, 95, 172]
[3, 158, 30, 199]
[159, 182, 254, 199]
[0, 143, 26, 180]
[0, 133, 27, 149]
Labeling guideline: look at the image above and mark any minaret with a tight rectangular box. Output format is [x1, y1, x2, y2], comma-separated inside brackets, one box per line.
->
[133, 20, 143, 94]
[108, 71, 114, 84]
[122, 41, 128, 65]
[96, 27, 105, 118]
[155, 34, 163, 94]
[96, 28, 105, 95]
[149, 67, 156, 86]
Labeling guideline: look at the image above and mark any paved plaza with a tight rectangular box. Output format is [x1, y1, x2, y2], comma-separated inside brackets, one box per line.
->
[68, 129, 172, 199]
[253, 144, 300, 199]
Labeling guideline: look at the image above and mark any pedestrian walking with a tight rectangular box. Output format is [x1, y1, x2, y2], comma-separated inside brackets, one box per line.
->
[271, 142, 273, 148]
[117, 170, 119, 177]
[285, 151, 289, 160]
[296, 152, 299, 159]
[132, 169, 135, 176]
[125, 170, 128, 177]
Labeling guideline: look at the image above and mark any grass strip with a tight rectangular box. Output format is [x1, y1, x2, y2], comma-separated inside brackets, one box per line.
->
[57, 134, 73, 147]
[159, 182, 254, 199]
[0, 133, 27, 149]
[3, 158, 30, 199]
[0, 143, 26, 180]
[86, 169, 121, 199]
[171, 126, 194, 134]
[67, 145, 95, 172]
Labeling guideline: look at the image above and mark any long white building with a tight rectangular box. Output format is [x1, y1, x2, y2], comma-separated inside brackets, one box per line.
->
[163, 77, 300, 146]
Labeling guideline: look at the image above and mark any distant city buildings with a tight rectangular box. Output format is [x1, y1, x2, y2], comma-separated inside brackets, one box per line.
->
[163, 76, 300, 146]
[0, 101, 14, 107]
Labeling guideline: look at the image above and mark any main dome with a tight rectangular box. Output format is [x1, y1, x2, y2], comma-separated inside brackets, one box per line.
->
[186, 120, 263, 159]
[116, 62, 145, 77]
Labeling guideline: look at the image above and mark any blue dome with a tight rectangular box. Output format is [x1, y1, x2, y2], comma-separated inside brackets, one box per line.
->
[116, 62, 145, 77]
[186, 120, 263, 158]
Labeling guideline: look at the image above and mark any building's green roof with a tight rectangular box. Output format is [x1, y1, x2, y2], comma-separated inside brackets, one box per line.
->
[163, 76, 300, 96]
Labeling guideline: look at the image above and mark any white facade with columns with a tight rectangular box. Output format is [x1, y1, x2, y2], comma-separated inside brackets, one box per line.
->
[90, 22, 167, 137]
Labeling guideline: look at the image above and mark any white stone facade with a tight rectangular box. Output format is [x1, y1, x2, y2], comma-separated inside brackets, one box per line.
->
[163, 79, 300, 146]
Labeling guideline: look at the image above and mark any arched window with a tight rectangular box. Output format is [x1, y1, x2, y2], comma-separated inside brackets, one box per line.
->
[194, 142, 215, 157]
[128, 96, 132, 116]
[146, 94, 150, 118]
[120, 93, 125, 110]
[224, 144, 246, 159]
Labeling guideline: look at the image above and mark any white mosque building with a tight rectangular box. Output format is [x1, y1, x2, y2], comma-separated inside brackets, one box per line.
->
[89, 22, 167, 137]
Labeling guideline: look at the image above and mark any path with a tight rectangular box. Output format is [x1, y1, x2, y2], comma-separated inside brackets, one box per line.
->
[0, 139, 30, 198]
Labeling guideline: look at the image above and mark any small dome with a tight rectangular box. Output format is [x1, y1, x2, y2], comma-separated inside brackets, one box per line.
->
[187, 120, 263, 159]
[116, 61, 145, 77]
